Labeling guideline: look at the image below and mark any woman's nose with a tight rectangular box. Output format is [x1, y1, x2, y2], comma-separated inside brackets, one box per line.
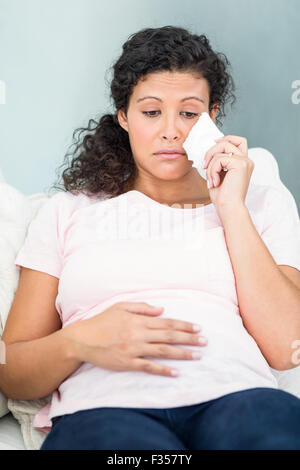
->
[160, 116, 183, 140]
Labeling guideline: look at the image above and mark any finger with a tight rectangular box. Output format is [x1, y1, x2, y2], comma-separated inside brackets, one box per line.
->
[120, 302, 164, 315]
[203, 142, 242, 169]
[131, 358, 180, 377]
[204, 141, 243, 166]
[82, 343, 180, 377]
[145, 317, 202, 333]
[144, 328, 208, 346]
[216, 135, 248, 155]
[208, 154, 235, 187]
[136, 343, 203, 361]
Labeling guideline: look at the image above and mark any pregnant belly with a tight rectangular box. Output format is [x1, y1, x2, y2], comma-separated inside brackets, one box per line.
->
[66, 289, 274, 386]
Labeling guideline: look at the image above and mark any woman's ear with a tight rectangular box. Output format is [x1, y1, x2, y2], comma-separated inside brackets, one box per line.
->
[117, 109, 129, 132]
[210, 104, 219, 123]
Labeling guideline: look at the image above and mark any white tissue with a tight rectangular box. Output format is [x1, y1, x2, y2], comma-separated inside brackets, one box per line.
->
[182, 112, 224, 180]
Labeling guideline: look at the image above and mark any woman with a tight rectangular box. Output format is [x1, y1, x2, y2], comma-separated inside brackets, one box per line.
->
[4, 26, 300, 450]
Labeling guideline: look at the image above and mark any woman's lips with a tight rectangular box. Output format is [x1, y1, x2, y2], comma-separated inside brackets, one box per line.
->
[154, 153, 185, 160]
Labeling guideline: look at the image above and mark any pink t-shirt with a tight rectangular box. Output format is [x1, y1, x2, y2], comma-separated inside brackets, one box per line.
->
[14, 185, 300, 432]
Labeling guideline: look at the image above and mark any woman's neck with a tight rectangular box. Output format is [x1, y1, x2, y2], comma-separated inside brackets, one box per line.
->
[126, 169, 211, 209]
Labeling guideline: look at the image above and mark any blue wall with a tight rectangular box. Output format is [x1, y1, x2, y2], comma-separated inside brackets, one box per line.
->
[0, 0, 299, 209]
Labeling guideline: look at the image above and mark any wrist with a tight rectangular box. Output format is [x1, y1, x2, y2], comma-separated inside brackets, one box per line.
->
[218, 202, 248, 225]
[59, 324, 86, 364]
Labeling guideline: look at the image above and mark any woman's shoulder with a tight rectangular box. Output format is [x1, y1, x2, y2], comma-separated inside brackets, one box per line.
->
[42, 190, 108, 222]
[245, 183, 300, 233]
[246, 183, 298, 211]
[246, 183, 286, 209]
[47, 189, 110, 213]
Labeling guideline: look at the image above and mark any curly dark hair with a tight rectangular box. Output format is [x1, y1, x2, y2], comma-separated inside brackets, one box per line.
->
[49, 25, 236, 199]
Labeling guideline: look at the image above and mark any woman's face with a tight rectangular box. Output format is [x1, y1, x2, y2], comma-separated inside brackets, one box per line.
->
[118, 71, 218, 187]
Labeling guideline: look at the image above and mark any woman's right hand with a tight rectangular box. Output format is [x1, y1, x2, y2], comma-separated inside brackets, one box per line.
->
[63, 301, 208, 377]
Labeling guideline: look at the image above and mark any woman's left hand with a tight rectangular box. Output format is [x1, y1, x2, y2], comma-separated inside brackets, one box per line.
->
[203, 135, 254, 217]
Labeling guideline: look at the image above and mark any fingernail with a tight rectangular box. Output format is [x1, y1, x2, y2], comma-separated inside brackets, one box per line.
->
[207, 180, 211, 189]
[192, 324, 201, 331]
[192, 352, 202, 359]
[171, 369, 179, 376]
[198, 336, 208, 345]
[213, 177, 217, 187]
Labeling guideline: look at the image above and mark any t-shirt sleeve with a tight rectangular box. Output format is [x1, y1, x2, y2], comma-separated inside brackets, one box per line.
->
[260, 186, 300, 271]
[15, 193, 64, 279]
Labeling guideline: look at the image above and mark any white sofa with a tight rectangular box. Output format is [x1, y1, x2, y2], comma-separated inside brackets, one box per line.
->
[0, 413, 26, 450]
[0, 173, 52, 450]
[1, 147, 300, 450]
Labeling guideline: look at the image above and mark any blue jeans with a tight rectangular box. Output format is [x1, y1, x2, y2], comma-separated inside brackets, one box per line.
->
[40, 387, 300, 450]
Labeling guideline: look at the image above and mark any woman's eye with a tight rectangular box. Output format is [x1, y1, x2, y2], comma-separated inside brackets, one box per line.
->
[143, 111, 159, 117]
[142, 111, 199, 119]
[182, 112, 199, 118]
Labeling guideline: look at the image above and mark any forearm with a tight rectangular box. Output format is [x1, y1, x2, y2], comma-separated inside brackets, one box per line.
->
[0, 329, 83, 400]
[221, 204, 300, 370]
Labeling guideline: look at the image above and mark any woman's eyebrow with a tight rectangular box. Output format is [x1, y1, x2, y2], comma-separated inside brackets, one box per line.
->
[136, 96, 205, 104]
